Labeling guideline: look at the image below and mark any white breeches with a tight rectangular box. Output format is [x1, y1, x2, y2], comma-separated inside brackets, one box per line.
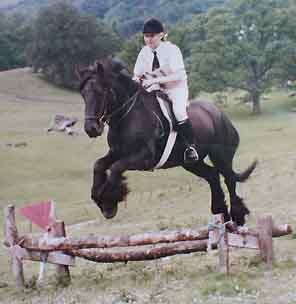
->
[164, 86, 189, 122]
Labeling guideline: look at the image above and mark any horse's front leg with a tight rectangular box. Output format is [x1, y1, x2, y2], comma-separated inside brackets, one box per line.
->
[98, 147, 153, 219]
[91, 151, 117, 204]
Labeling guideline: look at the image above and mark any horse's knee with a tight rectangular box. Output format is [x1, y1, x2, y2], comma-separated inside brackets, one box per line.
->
[94, 159, 107, 173]
[101, 175, 129, 203]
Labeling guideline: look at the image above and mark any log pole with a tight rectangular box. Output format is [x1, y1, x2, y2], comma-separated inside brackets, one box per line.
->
[69, 240, 209, 263]
[18, 224, 292, 252]
[20, 228, 210, 251]
[257, 215, 273, 268]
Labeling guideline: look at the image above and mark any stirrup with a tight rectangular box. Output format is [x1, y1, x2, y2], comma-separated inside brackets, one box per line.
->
[184, 146, 199, 163]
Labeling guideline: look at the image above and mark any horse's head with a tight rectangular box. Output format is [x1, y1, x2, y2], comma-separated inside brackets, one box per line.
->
[76, 58, 131, 138]
[76, 62, 108, 138]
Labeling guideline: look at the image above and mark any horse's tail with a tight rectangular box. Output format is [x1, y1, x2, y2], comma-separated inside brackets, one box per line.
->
[233, 160, 258, 182]
[210, 110, 257, 183]
[218, 114, 258, 182]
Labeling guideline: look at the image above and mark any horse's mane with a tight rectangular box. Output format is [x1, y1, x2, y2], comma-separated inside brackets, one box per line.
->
[106, 57, 142, 92]
[78, 57, 142, 95]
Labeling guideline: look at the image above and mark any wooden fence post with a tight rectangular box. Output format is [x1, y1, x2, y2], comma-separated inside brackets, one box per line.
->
[213, 214, 229, 274]
[49, 220, 71, 284]
[257, 215, 273, 268]
[4, 205, 25, 288]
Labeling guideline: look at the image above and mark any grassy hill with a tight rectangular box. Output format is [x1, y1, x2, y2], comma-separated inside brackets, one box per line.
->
[1, 68, 296, 303]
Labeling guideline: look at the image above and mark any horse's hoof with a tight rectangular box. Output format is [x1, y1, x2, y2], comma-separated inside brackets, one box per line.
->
[101, 204, 118, 219]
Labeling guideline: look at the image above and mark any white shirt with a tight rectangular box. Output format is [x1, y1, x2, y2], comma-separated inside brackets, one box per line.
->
[134, 41, 187, 89]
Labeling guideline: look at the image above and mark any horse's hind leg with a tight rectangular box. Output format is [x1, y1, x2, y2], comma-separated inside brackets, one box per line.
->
[224, 177, 249, 226]
[183, 162, 230, 222]
[210, 154, 250, 226]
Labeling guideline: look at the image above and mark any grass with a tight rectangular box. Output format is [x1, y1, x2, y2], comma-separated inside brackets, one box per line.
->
[199, 272, 257, 297]
[1, 68, 296, 303]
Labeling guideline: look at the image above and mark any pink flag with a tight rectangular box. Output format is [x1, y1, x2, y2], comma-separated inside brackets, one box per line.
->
[18, 200, 55, 230]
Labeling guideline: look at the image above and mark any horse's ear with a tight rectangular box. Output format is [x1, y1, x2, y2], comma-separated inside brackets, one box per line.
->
[95, 61, 104, 77]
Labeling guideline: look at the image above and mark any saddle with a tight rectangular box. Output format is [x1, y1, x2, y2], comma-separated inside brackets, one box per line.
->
[143, 71, 178, 130]
[142, 74, 178, 169]
[155, 91, 178, 130]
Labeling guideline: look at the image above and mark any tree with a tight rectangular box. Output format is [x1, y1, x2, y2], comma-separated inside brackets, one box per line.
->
[117, 33, 143, 72]
[0, 13, 32, 71]
[189, 0, 296, 114]
[28, 2, 121, 88]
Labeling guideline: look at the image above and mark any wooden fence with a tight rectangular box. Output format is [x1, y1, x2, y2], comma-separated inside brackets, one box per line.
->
[3, 205, 292, 289]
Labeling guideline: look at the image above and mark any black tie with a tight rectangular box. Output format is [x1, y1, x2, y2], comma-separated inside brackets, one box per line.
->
[152, 51, 160, 71]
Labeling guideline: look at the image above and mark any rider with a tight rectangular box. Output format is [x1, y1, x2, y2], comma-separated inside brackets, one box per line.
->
[133, 18, 199, 163]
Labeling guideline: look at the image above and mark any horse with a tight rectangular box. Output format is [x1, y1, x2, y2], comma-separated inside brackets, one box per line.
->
[76, 57, 257, 226]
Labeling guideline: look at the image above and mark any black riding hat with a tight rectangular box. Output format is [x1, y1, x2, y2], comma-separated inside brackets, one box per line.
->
[143, 18, 164, 34]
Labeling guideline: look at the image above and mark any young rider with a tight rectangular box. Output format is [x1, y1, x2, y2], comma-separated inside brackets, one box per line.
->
[133, 18, 199, 163]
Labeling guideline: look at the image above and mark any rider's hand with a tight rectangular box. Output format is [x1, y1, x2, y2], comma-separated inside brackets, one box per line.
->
[142, 78, 157, 88]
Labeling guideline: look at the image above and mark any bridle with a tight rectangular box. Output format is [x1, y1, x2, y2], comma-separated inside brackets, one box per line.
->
[84, 89, 110, 124]
[81, 73, 141, 127]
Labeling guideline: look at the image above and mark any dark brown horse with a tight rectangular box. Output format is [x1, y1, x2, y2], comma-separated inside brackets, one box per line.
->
[77, 58, 257, 226]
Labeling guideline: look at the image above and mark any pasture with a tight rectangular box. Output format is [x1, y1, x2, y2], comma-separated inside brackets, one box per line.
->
[0, 68, 296, 303]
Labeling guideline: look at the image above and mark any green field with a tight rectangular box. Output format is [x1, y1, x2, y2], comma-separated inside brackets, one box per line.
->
[1, 68, 296, 303]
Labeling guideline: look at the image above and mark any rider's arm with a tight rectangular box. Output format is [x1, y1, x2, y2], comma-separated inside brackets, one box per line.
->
[134, 47, 147, 81]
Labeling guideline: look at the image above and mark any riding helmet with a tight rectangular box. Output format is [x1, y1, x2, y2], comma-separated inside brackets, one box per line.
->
[143, 18, 164, 34]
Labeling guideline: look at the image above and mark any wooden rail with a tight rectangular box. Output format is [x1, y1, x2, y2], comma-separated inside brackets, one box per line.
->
[3, 205, 293, 288]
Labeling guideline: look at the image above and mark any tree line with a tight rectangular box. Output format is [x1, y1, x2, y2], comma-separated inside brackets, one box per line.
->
[1, 0, 225, 37]
[120, 0, 296, 114]
[0, 2, 121, 88]
[1, 0, 296, 113]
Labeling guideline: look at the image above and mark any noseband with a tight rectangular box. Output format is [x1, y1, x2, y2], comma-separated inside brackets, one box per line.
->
[84, 89, 110, 124]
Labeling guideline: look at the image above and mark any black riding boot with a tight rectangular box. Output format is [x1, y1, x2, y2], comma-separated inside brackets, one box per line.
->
[178, 119, 199, 163]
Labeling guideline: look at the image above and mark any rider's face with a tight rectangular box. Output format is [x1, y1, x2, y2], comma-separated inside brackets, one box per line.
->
[144, 32, 164, 49]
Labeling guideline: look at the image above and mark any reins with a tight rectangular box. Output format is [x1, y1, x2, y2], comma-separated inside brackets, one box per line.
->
[102, 89, 141, 125]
